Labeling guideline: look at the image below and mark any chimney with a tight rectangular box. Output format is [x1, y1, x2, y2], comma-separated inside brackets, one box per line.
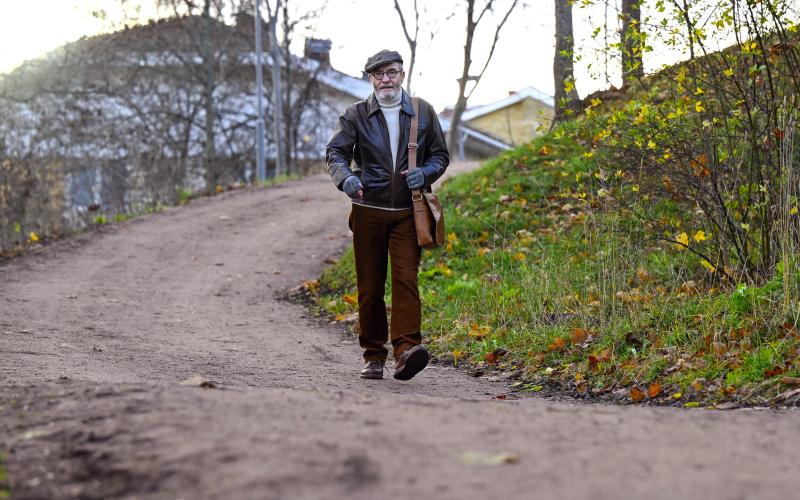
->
[304, 38, 332, 66]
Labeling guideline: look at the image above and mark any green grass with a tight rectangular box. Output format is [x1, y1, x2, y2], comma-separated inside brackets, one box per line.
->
[315, 133, 800, 407]
[0, 452, 9, 499]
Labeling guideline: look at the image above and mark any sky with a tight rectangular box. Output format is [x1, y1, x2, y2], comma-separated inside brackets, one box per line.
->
[0, 0, 693, 111]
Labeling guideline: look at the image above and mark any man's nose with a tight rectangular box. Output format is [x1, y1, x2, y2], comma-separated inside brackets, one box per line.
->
[380, 74, 392, 82]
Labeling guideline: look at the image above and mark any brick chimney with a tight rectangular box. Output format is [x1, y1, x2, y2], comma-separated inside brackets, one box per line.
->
[304, 38, 331, 66]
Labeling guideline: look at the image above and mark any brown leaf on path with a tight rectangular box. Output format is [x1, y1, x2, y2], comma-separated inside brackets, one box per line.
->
[647, 382, 663, 398]
[779, 377, 800, 385]
[588, 355, 599, 371]
[630, 386, 645, 402]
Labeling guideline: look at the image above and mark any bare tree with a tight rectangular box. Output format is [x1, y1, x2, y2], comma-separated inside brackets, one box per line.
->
[448, 0, 520, 160]
[553, 0, 580, 124]
[620, 0, 644, 88]
[277, 0, 326, 175]
[392, 0, 420, 95]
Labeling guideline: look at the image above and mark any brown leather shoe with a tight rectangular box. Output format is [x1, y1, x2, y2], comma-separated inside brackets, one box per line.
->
[393, 345, 429, 380]
[360, 360, 385, 379]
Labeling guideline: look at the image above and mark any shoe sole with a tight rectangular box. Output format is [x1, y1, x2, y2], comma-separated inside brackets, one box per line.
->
[393, 346, 429, 381]
[360, 372, 383, 380]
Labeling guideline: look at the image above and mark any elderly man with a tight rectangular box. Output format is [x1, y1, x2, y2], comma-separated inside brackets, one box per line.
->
[326, 49, 449, 381]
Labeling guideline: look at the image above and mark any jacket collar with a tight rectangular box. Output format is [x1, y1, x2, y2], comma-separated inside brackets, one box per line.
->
[367, 90, 416, 117]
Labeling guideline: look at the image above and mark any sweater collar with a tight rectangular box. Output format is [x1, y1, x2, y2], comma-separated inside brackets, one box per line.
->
[367, 90, 416, 117]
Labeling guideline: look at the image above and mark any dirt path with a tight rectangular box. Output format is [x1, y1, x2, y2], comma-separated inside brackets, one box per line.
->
[1, 169, 799, 500]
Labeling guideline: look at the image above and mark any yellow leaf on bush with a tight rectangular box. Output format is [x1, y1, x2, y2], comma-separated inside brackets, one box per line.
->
[675, 232, 689, 250]
[701, 260, 717, 272]
[29, 232, 39, 242]
[342, 293, 358, 305]
[790, 207, 798, 215]
[512, 252, 526, 262]
[447, 232, 458, 243]
[693, 230, 706, 242]
[477, 248, 491, 258]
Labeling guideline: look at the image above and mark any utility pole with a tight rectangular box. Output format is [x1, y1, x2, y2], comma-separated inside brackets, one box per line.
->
[254, 0, 266, 182]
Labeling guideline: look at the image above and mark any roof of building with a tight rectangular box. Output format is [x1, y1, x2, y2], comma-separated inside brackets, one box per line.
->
[438, 117, 513, 151]
[460, 86, 554, 122]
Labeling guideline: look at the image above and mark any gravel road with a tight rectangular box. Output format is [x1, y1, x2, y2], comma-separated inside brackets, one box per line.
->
[1, 169, 799, 500]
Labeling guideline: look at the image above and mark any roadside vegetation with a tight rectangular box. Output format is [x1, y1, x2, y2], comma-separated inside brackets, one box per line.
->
[314, 5, 800, 407]
[0, 174, 301, 259]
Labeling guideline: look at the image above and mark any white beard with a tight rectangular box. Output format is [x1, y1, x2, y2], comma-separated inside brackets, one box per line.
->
[376, 87, 402, 107]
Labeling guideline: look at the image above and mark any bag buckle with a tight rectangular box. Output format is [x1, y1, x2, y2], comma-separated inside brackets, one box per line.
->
[412, 193, 423, 201]
[408, 142, 418, 150]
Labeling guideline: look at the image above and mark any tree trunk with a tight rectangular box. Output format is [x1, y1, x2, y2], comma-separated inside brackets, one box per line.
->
[447, 0, 518, 159]
[393, 0, 419, 95]
[202, 0, 217, 192]
[268, 1, 285, 179]
[621, 0, 644, 88]
[553, 0, 580, 124]
[448, 0, 476, 160]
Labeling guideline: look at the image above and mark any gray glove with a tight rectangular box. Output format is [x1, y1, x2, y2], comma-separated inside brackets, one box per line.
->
[342, 175, 363, 199]
[404, 169, 425, 190]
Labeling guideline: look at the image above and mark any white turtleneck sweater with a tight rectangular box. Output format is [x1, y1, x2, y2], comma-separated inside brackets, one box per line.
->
[379, 102, 401, 170]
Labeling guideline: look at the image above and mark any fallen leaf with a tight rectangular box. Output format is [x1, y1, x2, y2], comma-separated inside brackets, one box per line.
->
[779, 376, 800, 385]
[571, 328, 590, 345]
[180, 375, 219, 389]
[647, 382, 663, 398]
[630, 386, 645, 402]
[548, 337, 566, 351]
[485, 347, 509, 364]
[764, 366, 785, 378]
[775, 388, 800, 401]
[460, 451, 520, 465]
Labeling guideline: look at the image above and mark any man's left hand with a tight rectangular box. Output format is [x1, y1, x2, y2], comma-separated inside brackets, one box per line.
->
[402, 169, 425, 190]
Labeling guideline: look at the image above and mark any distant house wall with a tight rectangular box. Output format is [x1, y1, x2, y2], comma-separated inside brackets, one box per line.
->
[467, 97, 553, 146]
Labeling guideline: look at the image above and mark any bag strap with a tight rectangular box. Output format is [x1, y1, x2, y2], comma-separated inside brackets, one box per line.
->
[408, 97, 419, 171]
[408, 97, 421, 196]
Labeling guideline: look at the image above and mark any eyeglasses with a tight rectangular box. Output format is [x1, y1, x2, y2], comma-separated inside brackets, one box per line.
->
[370, 69, 401, 80]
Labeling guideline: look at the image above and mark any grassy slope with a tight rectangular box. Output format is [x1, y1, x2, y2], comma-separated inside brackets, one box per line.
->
[316, 121, 799, 409]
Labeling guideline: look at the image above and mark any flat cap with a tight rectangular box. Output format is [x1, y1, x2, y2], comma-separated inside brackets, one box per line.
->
[364, 49, 403, 73]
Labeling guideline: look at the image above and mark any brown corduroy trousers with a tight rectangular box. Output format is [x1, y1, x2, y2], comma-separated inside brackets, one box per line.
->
[350, 203, 422, 362]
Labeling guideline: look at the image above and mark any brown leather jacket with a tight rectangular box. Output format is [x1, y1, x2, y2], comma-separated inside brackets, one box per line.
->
[326, 91, 449, 209]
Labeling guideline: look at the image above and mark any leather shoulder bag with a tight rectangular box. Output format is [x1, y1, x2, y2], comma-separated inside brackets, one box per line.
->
[409, 97, 445, 249]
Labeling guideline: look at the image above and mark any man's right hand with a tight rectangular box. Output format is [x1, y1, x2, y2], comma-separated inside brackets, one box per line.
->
[342, 176, 363, 200]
